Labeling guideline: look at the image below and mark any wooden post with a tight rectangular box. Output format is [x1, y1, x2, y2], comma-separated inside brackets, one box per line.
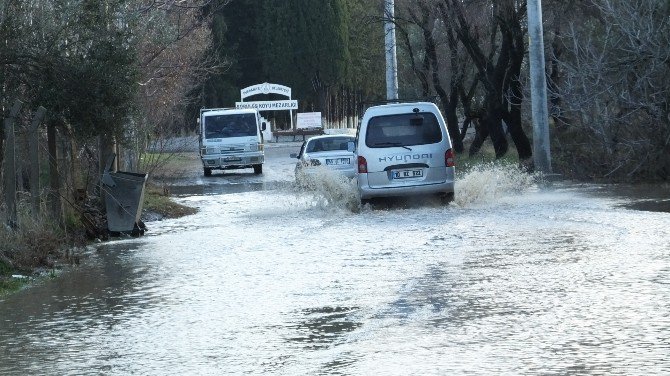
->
[28, 107, 46, 214]
[47, 120, 62, 224]
[3, 100, 23, 228]
[97, 133, 117, 215]
[99, 134, 117, 176]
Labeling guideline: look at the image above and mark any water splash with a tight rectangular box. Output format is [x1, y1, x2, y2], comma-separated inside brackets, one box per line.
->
[291, 163, 538, 212]
[454, 163, 537, 207]
[294, 167, 361, 212]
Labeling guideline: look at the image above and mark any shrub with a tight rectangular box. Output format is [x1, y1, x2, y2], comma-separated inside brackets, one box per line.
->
[0, 200, 68, 271]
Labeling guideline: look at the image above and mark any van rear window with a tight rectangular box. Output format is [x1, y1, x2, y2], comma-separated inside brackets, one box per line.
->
[306, 137, 354, 153]
[365, 112, 442, 148]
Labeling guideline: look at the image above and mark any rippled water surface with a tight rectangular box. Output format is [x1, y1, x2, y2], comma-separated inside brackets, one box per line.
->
[1, 156, 669, 375]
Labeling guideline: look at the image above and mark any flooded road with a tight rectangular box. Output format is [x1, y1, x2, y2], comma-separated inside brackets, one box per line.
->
[1, 143, 669, 375]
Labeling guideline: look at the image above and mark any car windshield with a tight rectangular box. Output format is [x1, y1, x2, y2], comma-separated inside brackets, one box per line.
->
[365, 112, 442, 148]
[306, 137, 353, 153]
[204, 113, 257, 139]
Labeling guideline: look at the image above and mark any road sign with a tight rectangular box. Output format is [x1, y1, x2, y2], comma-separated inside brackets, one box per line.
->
[235, 100, 298, 111]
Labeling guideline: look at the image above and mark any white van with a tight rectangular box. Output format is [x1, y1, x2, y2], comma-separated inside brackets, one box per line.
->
[356, 102, 455, 202]
[198, 108, 266, 176]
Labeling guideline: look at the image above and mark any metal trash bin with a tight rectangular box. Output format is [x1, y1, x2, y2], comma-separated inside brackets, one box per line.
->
[101, 157, 148, 234]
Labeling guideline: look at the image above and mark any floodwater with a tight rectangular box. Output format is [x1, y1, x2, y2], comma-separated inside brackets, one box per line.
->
[1, 144, 669, 375]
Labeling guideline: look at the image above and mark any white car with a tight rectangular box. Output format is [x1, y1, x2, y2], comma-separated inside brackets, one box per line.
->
[291, 135, 357, 182]
[355, 102, 455, 203]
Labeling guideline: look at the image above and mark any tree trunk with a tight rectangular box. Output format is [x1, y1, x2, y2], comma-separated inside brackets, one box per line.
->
[469, 118, 488, 156]
[483, 99, 509, 158]
[421, 17, 464, 152]
[47, 120, 63, 225]
[504, 6, 532, 160]
[506, 79, 532, 159]
[459, 79, 480, 142]
[396, 22, 430, 96]
[0, 128, 4, 172]
[444, 86, 463, 153]
[504, 27, 532, 160]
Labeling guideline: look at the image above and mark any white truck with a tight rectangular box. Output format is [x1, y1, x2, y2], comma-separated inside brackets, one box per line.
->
[198, 108, 266, 176]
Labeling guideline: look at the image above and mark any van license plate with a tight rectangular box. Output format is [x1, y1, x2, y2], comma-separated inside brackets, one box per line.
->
[326, 158, 350, 165]
[393, 169, 423, 179]
[224, 156, 242, 162]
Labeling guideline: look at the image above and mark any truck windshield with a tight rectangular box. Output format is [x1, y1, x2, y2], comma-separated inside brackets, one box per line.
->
[365, 112, 442, 148]
[204, 113, 257, 139]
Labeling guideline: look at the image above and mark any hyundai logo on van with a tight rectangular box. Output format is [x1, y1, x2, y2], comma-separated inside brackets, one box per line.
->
[378, 153, 432, 163]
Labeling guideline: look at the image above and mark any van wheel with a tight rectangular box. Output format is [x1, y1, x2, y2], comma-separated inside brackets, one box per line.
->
[440, 192, 455, 204]
[253, 164, 263, 174]
[204, 167, 212, 177]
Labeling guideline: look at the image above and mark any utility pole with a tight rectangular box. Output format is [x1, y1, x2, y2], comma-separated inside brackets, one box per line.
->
[527, 0, 552, 173]
[384, 0, 399, 101]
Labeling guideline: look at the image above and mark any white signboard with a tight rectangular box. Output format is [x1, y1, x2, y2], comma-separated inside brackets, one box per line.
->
[240, 82, 292, 99]
[296, 112, 323, 129]
[236, 100, 298, 111]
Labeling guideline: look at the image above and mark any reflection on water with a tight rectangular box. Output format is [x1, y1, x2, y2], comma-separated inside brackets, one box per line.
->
[168, 180, 290, 196]
[603, 184, 670, 213]
[286, 306, 362, 350]
[1, 165, 669, 375]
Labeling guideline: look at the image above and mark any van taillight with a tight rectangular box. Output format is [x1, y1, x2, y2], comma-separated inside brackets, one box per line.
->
[445, 149, 455, 167]
[358, 156, 368, 173]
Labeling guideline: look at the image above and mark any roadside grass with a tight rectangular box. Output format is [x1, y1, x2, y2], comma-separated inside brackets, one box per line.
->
[0, 149, 195, 297]
[0, 183, 195, 297]
[143, 184, 198, 218]
[456, 142, 526, 174]
[0, 258, 24, 296]
[140, 152, 199, 218]
[0, 278, 25, 297]
[142, 152, 199, 180]
[0, 207, 68, 296]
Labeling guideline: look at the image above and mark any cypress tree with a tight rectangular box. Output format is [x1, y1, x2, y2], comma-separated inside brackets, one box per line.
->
[198, 0, 384, 112]
[202, 0, 264, 108]
[257, 0, 351, 109]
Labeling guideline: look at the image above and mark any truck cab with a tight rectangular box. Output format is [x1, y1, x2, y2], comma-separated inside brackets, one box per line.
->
[198, 108, 266, 176]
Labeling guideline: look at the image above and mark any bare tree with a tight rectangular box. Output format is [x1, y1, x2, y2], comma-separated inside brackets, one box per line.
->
[395, 0, 479, 153]
[1, 0, 225, 208]
[128, 0, 227, 175]
[440, 0, 532, 159]
[553, 0, 670, 180]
